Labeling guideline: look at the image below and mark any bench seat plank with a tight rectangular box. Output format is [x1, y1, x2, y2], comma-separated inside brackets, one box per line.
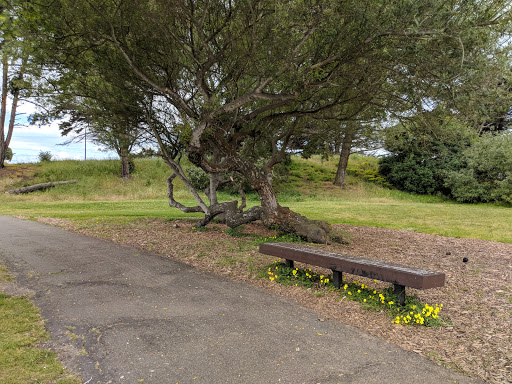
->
[259, 243, 445, 290]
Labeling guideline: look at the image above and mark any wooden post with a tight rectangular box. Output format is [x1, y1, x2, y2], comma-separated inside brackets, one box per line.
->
[332, 270, 343, 289]
[393, 284, 406, 306]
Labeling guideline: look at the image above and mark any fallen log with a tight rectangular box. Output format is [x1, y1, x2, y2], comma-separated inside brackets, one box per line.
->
[5, 180, 77, 195]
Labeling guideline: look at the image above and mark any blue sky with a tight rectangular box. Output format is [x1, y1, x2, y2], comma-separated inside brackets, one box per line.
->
[7, 101, 118, 164]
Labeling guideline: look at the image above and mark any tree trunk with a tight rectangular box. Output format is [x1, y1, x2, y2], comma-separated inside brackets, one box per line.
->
[247, 167, 335, 243]
[120, 154, 130, 179]
[333, 130, 355, 187]
[0, 56, 8, 168]
[6, 180, 77, 194]
[1, 55, 27, 168]
[0, 142, 6, 169]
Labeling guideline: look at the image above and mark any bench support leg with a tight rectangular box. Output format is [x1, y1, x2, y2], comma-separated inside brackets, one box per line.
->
[332, 270, 343, 289]
[285, 259, 294, 269]
[393, 284, 406, 306]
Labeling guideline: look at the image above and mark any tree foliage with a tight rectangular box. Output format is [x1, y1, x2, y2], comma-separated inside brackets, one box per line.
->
[379, 112, 477, 194]
[5, 147, 13, 161]
[445, 132, 512, 203]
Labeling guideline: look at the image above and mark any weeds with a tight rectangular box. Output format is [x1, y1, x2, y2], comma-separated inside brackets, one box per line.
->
[253, 233, 304, 245]
[191, 226, 211, 232]
[224, 226, 255, 237]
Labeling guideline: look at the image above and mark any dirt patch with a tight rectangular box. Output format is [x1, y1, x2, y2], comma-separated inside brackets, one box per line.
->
[0, 281, 36, 296]
[0, 165, 36, 179]
[38, 217, 512, 383]
[0, 165, 37, 192]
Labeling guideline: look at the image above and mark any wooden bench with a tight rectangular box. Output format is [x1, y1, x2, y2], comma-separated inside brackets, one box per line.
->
[259, 242, 445, 305]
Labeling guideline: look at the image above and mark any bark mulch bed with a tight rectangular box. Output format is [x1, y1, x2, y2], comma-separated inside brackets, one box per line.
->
[37, 217, 512, 383]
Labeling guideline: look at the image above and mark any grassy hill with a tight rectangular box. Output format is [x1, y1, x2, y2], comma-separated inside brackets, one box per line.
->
[1, 155, 511, 243]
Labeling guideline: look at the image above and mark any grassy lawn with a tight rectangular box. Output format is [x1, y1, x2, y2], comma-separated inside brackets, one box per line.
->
[0, 264, 80, 384]
[1, 156, 510, 243]
[287, 198, 512, 243]
[1, 194, 510, 243]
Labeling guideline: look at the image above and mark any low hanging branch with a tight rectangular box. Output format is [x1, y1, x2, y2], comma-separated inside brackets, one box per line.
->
[166, 172, 262, 228]
[5, 180, 77, 195]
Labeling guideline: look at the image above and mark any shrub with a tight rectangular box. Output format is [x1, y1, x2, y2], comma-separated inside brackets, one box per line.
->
[444, 169, 490, 203]
[445, 132, 512, 203]
[38, 151, 52, 162]
[128, 159, 136, 174]
[379, 155, 438, 194]
[380, 114, 475, 196]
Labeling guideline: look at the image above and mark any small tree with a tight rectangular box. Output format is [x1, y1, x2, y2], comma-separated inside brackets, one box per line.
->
[31, 53, 151, 179]
[38, 150, 51, 162]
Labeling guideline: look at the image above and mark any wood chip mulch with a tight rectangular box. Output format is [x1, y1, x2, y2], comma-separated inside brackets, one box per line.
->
[37, 217, 512, 383]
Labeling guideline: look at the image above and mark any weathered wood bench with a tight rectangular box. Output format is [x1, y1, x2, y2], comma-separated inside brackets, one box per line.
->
[259, 242, 445, 305]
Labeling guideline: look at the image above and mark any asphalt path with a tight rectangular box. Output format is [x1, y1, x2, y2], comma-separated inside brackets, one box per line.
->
[0, 216, 481, 384]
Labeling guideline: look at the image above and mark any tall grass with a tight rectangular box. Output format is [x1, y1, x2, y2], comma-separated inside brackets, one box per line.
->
[1, 156, 511, 243]
[3, 158, 185, 201]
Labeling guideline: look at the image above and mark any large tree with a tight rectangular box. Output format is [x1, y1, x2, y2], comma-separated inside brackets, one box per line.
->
[32, 67, 153, 179]
[0, 3, 30, 167]
[22, 0, 512, 242]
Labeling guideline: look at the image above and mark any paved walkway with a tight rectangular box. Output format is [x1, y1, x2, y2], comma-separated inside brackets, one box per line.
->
[0, 216, 481, 384]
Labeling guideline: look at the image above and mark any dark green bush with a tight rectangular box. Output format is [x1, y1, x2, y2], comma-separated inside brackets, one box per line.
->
[445, 132, 512, 203]
[379, 156, 438, 194]
[379, 115, 476, 196]
[128, 159, 136, 174]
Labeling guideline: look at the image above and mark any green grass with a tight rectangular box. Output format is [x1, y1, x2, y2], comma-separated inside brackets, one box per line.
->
[0, 199, 201, 220]
[2, 158, 174, 201]
[0, 265, 80, 384]
[1, 156, 511, 243]
[283, 195, 512, 243]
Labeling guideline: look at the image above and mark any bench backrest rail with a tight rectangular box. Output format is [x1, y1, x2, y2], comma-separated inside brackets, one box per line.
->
[259, 243, 445, 290]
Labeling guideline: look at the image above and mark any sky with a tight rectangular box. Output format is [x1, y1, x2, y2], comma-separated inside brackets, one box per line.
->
[6, 101, 118, 164]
